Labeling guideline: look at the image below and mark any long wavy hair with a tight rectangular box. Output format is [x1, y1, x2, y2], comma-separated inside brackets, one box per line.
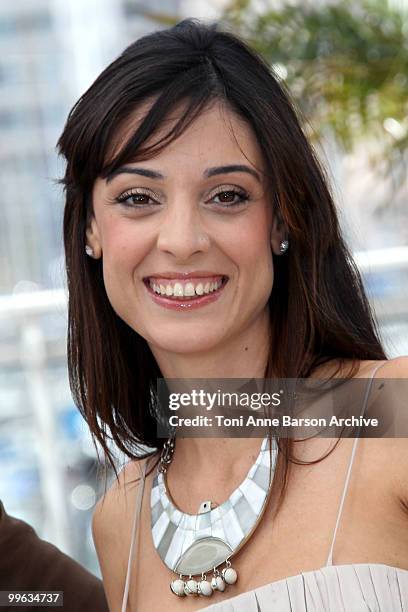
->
[57, 18, 387, 509]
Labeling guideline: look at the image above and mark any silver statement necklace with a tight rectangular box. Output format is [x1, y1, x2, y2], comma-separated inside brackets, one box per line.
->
[150, 436, 278, 600]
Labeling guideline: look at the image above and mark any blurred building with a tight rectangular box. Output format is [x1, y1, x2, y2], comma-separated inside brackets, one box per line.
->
[0, 1, 63, 294]
[1, 0, 223, 296]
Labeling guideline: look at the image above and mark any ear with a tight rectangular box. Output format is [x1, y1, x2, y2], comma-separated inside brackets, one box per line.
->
[86, 215, 102, 259]
[270, 210, 288, 255]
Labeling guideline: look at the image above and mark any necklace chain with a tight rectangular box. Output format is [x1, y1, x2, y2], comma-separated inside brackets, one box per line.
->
[158, 436, 175, 473]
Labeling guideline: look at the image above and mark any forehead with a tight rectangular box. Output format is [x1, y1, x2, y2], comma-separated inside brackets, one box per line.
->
[107, 99, 264, 173]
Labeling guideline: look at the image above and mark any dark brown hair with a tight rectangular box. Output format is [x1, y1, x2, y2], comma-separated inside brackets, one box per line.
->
[57, 18, 387, 507]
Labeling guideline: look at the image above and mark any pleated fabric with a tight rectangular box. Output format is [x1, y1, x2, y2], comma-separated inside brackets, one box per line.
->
[200, 563, 408, 611]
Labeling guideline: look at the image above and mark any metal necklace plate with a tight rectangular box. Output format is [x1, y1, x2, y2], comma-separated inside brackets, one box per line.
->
[151, 436, 278, 599]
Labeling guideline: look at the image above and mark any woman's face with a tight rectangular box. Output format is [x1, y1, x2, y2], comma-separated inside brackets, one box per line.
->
[88, 102, 283, 356]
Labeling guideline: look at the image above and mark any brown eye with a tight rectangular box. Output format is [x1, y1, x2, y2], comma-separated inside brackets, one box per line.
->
[210, 188, 249, 207]
[115, 189, 159, 208]
[218, 191, 237, 202]
[127, 194, 151, 205]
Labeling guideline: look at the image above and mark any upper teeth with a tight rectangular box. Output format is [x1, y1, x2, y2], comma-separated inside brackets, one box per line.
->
[149, 279, 223, 297]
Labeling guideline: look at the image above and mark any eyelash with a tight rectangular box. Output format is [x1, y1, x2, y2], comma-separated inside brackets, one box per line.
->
[114, 186, 250, 209]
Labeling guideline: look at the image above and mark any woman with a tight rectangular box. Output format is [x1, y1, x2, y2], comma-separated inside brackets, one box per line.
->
[58, 19, 408, 611]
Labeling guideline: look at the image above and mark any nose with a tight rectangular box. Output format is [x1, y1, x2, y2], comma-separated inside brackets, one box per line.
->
[156, 200, 210, 260]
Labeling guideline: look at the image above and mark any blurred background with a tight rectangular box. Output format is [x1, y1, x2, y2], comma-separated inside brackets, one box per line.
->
[0, 0, 407, 578]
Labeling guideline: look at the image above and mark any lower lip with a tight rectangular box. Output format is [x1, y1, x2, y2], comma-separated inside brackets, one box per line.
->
[143, 278, 228, 310]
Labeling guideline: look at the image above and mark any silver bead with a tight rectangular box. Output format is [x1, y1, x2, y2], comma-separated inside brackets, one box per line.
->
[211, 575, 226, 591]
[85, 245, 94, 257]
[170, 578, 186, 596]
[222, 567, 238, 585]
[198, 580, 213, 596]
[184, 579, 198, 595]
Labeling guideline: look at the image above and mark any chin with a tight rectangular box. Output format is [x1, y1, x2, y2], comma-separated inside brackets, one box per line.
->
[146, 331, 223, 356]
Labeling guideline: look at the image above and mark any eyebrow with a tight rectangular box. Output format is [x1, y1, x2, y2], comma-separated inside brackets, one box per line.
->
[106, 167, 163, 182]
[204, 165, 260, 182]
[105, 164, 261, 183]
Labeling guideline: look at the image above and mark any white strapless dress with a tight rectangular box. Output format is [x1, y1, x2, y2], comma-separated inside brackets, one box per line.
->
[199, 563, 408, 611]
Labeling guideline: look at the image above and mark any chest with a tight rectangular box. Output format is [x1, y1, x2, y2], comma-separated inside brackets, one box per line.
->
[125, 439, 407, 612]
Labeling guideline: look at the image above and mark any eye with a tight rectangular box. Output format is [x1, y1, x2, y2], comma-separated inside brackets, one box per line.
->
[207, 186, 250, 207]
[114, 188, 159, 208]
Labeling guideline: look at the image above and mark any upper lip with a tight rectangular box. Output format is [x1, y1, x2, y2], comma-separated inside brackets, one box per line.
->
[144, 271, 228, 280]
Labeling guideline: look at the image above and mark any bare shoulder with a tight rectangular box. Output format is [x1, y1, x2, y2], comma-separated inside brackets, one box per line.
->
[365, 357, 408, 510]
[350, 356, 408, 378]
[311, 356, 408, 379]
[92, 457, 151, 611]
[372, 355, 408, 377]
[93, 457, 146, 523]
[314, 357, 408, 511]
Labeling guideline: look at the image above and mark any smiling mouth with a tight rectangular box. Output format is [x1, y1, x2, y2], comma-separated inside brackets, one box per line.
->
[143, 276, 229, 300]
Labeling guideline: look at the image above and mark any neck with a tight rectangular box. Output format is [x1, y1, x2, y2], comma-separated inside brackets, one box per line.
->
[164, 437, 268, 515]
[150, 315, 272, 500]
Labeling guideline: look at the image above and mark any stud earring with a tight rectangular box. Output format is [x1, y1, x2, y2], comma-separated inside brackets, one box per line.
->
[279, 239, 289, 254]
[85, 245, 94, 257]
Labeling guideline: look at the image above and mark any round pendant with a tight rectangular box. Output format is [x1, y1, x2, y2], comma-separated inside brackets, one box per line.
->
[170, 578, 185, 597]
[211, 575, 226, 591]
[184, 579, 198, 595]
[198, 580, 212, 597]
[222, 567, 238, 585]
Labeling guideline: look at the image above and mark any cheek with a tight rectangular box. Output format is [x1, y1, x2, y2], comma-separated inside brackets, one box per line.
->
[228, 210, 274, 276]
[99, 219, 148, 300]
[102, 217, 146, 268]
